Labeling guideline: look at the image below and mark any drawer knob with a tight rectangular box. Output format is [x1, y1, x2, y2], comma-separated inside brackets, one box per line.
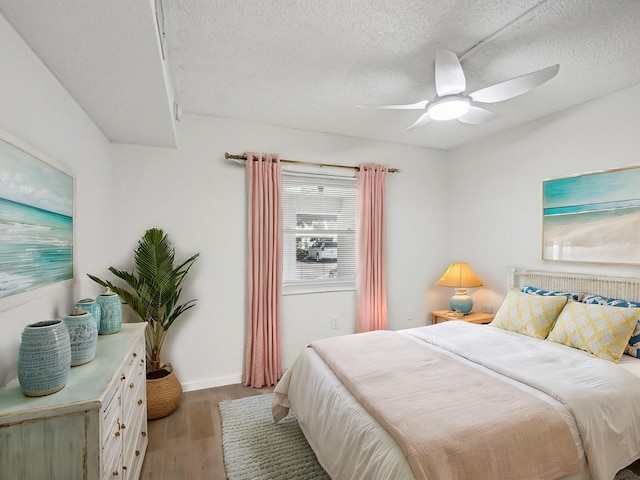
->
[123, 465, 128, 470]
[137, 399, 143, 406]
[113, 471, 119, 476]
[120, 374, 126, 381]
[135, 450, 140, 457]
[141, 431, 147, 437]
[133, 352, 137, 357]
[114, 431, 120, 437]
[130, 382, 135, 389]
[121, 423, 126, 429]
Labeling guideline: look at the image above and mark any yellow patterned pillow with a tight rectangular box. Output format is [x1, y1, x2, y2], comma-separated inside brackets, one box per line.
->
[547, 300, 639, 362]
[490, 290, 567, 339]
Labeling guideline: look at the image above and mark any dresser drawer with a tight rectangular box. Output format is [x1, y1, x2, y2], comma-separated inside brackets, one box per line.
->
[102, 409, 122, 479]
[123, 425, 148, 480]
[122, 362, 145, 421]
[101, 381, 121, 446]
[103, 453, 122, 480]
[122, 338, 145, 438]
[123, 339, 144, 381]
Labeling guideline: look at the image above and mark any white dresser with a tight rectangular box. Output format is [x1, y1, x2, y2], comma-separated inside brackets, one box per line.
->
[0, 323, 148, 479]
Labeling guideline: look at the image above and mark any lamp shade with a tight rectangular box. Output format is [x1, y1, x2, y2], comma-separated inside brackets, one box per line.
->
[437, 262, 483, 288]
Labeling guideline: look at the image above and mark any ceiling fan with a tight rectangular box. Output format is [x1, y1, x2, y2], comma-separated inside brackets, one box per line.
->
[360, 50, 559, 130]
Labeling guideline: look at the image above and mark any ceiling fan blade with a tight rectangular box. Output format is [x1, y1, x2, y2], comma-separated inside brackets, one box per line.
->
[458, 106, 499, 125]
[357, 101, 428, 110]
[469, 64, 560, 104]
[406, 111, 433, 131]
[435, 50, 466, 96]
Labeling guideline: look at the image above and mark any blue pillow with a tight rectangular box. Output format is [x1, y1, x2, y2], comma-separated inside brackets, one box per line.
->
[582, 294, 640, 308]
[521, 286, 582, 302]
[624, 322, 640, 358]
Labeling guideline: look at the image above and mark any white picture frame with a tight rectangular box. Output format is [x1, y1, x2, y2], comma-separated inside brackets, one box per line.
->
[0, 128, 75, 311]
[542, 165, 640, 265]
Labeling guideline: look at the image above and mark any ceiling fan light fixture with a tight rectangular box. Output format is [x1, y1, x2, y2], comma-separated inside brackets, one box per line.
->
[362, 50, 558, 130]
[428, 96, 471, 121]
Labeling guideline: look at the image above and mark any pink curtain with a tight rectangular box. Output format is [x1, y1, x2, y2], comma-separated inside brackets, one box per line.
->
[356, 164, 388, 333]
[244, 152, 283, 388]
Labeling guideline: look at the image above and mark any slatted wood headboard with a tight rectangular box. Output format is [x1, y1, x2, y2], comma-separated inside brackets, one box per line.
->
[510, 268, 640, 303]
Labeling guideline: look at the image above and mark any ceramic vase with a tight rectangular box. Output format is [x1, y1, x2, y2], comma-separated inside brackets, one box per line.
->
[63, 308, 98, 366]
[96, 287, 122, 335]
[18, 320, 71, 397]
[75, 297, 101, 331]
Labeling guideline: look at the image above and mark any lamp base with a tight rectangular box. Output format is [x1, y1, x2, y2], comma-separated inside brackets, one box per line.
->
[449, 288, 473, 315]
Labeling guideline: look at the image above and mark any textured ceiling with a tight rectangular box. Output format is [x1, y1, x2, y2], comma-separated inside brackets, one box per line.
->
[1, 0, 640, 150]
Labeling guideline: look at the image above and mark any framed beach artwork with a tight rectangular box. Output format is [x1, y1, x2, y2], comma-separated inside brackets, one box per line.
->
[542, 166, 640, 264]
[0, 129, 74, 309]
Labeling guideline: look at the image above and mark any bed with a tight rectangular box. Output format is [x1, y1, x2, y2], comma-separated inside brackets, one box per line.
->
[272, 269, 640, 480]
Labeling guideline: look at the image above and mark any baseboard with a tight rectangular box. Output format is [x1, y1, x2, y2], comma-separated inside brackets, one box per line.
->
[180, 368, 289, 392]
[181, 373, 243, 392]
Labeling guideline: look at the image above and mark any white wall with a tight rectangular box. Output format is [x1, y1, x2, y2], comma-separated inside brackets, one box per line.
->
[4, 1, 637, 393]
[0, 14, 114, 387]
[111, 115, 448, 390]
[447, 83, 640, 313]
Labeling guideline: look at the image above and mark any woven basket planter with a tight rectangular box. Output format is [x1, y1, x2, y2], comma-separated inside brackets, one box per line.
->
[146, 364, 182, 420]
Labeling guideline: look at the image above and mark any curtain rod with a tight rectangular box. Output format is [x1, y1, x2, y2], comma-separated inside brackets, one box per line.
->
[224, 152, 399, 173]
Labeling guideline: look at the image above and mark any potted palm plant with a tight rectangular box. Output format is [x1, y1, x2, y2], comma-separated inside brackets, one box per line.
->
[88, 228, 199, 419]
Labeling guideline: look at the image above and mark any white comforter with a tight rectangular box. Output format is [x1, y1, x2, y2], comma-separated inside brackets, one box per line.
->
[273, 322, 640, 480]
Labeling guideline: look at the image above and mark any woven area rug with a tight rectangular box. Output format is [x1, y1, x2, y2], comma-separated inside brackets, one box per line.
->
[219, 393, 329, 480]
[619, 470, 640, 480]
[219, 393, 640, 480]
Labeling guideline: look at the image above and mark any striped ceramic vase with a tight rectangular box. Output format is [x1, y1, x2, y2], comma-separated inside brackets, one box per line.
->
[18, 320, 71, 396]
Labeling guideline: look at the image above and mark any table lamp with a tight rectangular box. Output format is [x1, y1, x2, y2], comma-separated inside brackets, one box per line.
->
[437, 262, 483, 315]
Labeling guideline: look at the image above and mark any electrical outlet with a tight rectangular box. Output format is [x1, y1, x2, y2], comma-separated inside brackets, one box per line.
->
[331, 315, 339, 329]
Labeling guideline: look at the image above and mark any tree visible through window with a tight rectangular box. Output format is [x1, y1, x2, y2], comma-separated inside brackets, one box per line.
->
[282, 172, 356, 292]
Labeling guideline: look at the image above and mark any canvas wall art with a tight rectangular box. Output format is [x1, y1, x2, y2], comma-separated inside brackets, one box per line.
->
[0, 132, 74, 304]
[542, 166, 640, 264]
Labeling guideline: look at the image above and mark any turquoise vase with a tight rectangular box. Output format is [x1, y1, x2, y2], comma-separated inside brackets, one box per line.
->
[18, 320, 71, 397]
[75, 298, 101, 331]
[96, 287, 122, 335]
[449, 289, 473, 314]
[64, 308, 98, 366]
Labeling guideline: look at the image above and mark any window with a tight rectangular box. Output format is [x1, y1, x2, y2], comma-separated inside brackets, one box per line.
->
[282, 172, 356, 293]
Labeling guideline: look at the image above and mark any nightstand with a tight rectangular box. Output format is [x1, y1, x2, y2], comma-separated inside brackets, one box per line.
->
[430, 309, 494, 325]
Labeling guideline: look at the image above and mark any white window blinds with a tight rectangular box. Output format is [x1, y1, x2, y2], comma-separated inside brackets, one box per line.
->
[282, 171, 356, 292]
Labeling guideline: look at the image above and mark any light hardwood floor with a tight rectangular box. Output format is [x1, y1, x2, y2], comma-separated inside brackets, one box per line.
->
[141, 384, 640, 479]
[140, 384, 273, 480]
